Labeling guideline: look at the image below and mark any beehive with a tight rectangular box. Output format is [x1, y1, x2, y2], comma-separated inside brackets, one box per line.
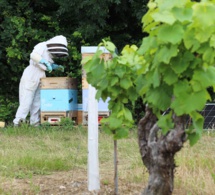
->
[40, 89, 77, 111]
[40, 77, 78, 124]
[81, 46, 111, 125]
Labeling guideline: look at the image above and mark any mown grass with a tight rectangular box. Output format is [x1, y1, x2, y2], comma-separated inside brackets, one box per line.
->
[0, 123, 214, 195]
[0, 123, 88, 179]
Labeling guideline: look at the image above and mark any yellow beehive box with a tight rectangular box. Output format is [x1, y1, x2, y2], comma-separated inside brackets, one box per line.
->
[40, 77, 77, 89]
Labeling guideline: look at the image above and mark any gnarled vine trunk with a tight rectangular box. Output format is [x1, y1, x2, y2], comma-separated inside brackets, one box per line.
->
[138, 106, 187, 195]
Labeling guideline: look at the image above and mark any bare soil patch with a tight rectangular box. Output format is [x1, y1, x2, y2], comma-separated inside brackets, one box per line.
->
[1, 169, 143, 195]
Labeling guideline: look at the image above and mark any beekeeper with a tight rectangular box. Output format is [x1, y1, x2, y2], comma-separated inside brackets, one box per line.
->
[13, 35, 69, 126]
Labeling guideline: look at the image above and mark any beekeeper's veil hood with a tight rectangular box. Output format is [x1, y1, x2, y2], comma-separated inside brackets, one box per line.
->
[46, 35, 68, 57]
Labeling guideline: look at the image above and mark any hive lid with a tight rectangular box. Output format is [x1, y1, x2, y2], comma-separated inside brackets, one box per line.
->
[81, 46, 110, 54]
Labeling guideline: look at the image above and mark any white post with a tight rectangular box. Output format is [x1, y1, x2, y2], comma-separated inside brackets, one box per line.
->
[88, 84, 100, 192]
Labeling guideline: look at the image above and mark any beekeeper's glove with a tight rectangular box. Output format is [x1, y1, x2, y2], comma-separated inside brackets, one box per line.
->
[51, 64, 64, 72]
[39, 59, 52, 73]
[58, 65, 64, 72]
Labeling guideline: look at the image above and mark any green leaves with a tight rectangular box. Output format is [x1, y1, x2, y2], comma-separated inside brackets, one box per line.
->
[158, 23, 184, 44]
[142, 0, 215, 146]
[157, 112, 174, 135]
[110, 77, 119, 86]
[171, 80, 210, 115]
[192, 2, 215, 28]
[146, 84, 172, 111]
[171, 51, 194, 74]
[163, 68, 178, 85]
[172, 7, 192, 23]
[192, 67, 215, 90]
[172, 89, 209, 115]
[102, 40, 117, 53]
[120, 77, 133, 89]
[83, 51, 107, 88]
[152, 10, 176, 25]
[210, 35, 215, 48]
[186, 111, 204, 146]
[84, 40, 138, 139]
[109, 117, 123, 130]
[0, 95, 18, 122]
[114, 65, 127, 78]
[100, 107, 134, 139]
[155, 44, 178, 64]
[84, 0, 215, 148]
[183, 28, 201, 51]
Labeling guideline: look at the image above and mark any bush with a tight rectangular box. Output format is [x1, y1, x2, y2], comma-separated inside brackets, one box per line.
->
[0, 95, 18, 123]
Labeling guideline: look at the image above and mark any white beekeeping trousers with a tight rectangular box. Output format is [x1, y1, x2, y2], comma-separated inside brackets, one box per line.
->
[13, 78, 40, 126]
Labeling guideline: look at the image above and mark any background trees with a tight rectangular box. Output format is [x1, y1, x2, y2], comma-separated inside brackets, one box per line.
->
[0, 0, 148, 122]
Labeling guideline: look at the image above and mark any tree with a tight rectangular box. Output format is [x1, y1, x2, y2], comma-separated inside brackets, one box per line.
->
[55, 0, 148, 48]
[83, 0, 215, 194]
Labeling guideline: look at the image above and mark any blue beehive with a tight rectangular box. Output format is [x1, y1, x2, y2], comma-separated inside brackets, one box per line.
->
[41, 89, 77, 111]
[82, 89, 109, 112]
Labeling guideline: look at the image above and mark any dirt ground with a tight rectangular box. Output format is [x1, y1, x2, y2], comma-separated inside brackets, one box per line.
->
[1, 170, 143, 195]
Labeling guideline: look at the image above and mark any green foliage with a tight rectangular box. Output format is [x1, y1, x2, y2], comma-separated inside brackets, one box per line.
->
[0, 95, 18, 123]
[55, 0, 148, 47]
[139, 0, 215, 145]
[59, 117, 75, 130]
[84, 41, 143, 139]
[84, 0, 215, 145]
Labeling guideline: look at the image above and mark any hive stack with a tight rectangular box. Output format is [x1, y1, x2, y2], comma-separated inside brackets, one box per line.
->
[81, 46, 112, 125]
[40, 77, 78, 125]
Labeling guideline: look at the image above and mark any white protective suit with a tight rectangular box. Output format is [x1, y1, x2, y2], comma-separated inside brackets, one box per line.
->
[13, 35, 68, 126]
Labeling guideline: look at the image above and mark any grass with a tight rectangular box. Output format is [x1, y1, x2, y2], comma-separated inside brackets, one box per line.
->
[0, 123, 214, 195]
[174, 132, 215, 195]
[0, 124, 88, 178]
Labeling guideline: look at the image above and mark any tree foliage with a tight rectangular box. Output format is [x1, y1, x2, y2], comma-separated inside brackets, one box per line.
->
[84, 0, 215, 193]
[84, 0, 215, 144]
[55, 0, 148, 47]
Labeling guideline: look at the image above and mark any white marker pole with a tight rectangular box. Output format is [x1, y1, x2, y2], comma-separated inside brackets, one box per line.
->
[88, 84, 100, 192]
